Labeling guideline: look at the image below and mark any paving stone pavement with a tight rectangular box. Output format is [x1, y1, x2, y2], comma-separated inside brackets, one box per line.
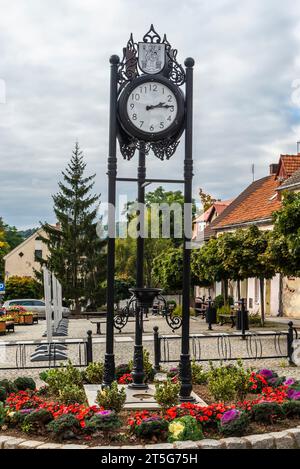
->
[0, 315, 299, 386]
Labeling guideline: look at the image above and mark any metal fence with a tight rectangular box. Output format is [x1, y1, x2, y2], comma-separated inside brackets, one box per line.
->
[153, 322, 297, 370]
[0, 331, 93, 370]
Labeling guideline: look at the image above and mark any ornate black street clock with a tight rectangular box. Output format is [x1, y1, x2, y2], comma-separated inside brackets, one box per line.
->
[116, 24, 187, 160]
[103, 24, 195, 403]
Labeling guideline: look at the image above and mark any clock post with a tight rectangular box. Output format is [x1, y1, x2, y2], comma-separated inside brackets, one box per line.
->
[102, 54, 119, 388]
[180, 57, 195, 400]
[103, 25, 196, 401]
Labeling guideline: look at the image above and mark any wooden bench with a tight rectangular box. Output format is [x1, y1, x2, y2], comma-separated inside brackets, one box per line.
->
[218, 314, 236, 328]
[194, 307, 206, 318]
[90, 318, 149, 335]
[5, 321, 15, 333]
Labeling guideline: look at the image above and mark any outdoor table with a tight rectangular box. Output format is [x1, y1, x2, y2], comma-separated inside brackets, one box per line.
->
[90, 318, 149, 335]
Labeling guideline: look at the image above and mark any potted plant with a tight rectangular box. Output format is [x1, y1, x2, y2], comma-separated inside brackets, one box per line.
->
[0, 317, 7, 334]
[23, 312, 34, 325]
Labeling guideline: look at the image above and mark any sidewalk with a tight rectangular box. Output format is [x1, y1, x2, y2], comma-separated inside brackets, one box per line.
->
[265, 316, 300, 327]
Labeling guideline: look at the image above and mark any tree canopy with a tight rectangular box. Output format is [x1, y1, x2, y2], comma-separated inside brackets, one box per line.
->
[270, 192, 300, 276]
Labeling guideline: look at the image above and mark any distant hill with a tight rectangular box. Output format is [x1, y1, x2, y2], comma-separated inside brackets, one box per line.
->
[18, 228, 38, 240]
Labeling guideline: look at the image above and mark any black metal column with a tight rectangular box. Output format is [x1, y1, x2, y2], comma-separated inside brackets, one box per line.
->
[129, 144, 148, 389]
[103, 54, 119, 387]
[179, 57, 195, 402]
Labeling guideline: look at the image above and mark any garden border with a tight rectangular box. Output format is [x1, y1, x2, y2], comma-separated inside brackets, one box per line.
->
[0, 426, 300, 449]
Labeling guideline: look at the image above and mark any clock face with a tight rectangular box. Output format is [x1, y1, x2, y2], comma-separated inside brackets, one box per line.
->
[126, 81, 178, 134]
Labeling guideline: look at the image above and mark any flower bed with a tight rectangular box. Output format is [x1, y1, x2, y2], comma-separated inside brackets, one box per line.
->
[1, 363, 300, 446]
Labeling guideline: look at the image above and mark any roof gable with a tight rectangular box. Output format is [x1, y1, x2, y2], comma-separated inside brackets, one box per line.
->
[212, 175, 281, 230]
[3, 228, 43, 260]
[276, 155, 300, 179]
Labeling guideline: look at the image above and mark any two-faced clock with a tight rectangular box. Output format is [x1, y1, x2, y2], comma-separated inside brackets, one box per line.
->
[118, 74, 185, 142]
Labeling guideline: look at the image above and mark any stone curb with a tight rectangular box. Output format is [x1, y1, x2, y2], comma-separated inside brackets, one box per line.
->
[1, 426, 300, 449]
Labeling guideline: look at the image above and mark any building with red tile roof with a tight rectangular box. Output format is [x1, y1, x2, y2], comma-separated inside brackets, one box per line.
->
[211, 174, 281, 232]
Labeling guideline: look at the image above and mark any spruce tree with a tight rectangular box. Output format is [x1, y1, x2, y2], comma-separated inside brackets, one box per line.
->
[40, 143, 106, 313]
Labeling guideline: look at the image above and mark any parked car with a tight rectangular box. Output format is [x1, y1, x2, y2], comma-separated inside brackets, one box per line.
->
[2, 299, 70, 319]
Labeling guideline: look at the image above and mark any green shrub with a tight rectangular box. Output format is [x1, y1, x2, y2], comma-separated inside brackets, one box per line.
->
[8, 411, 28, 427]
[0, 379, 16, 394]
[168, 415, 203, 442]
[173, 306, 196, 317]
[0, 386, 7, 402]
[115, 363, 131, 380]
[133, 417, 168, 439]
[43, 361, 83, 396]
[23, 409, 53, 432]
[248, 313, 263, 326]
[83, 362, 104, 384]
[251, 402, 285, 424]
[154, 379, 180, 411]
[39, 371, 49, 382]
[14, 377, 36, 391]
[47, 414, 82, 441]
[219, 412, 249, 437]
[214, 295, 225, 310]
[191, 361, 208, 385]
[167, 299, 177, 309]
[85, 411, 122, 434]
[216, 304, 231, 322]
[58, 384, 86, 405]
[0, 402, 5, 425]
[207, 361, 251, 402]
[4, 275, 42, 301]
[282, 400, 300, 418]
[96, 382, 126, 414]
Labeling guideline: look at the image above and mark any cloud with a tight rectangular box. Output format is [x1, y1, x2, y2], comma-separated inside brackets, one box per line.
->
[1, 0, 300, 228]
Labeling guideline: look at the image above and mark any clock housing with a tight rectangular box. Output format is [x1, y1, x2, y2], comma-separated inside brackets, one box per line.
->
[118, 74, 185, 142]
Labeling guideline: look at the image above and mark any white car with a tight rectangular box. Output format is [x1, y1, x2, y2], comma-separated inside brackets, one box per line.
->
[2, 299, 70, 319]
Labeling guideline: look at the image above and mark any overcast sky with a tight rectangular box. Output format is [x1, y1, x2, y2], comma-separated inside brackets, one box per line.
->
[1, 0, 300, 229]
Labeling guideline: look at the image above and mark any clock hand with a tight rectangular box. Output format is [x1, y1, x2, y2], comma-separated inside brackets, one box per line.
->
[146, 102, 173, 110]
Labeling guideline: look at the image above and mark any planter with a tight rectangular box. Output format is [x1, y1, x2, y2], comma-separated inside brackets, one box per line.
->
[24, 315, 33, 325]
[0, 322, 6, 334]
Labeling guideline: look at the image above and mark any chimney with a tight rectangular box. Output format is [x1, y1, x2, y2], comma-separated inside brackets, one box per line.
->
[269, 163, 279, 175]
[297, 141, 300, 155]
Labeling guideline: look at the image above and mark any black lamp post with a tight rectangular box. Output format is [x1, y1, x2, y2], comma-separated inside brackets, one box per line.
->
[179, 58, 195, 402]
[102, 54, 119, 387]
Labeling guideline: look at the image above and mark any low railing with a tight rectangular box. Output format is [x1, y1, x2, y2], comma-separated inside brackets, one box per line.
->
[153, 322, 297, 370]
[0, 331, 93, 370]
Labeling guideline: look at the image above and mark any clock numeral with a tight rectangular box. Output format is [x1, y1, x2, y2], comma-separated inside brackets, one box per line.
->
[153, 84, 157, 92]
[162, 87, 165, 94]
[132, 93, 140, 101]
[150, 125, 154, 131]
[160, 122, 164, 129]
[167, 116, 172, 121]
[132, 114, 137, 120]
[139, 121, 144, 128]
[130, 103, 134, 110]
[167, 95, 172, 102]
[170, 106, 174, 112]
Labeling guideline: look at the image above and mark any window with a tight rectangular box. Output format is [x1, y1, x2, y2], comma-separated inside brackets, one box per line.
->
[18, 301, 34, 306]
[33, 300, 45, 306]
[34, 250, 42, 261]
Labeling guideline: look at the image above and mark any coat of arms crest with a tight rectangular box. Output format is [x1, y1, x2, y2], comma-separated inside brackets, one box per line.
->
[138, 43, 166, 74]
